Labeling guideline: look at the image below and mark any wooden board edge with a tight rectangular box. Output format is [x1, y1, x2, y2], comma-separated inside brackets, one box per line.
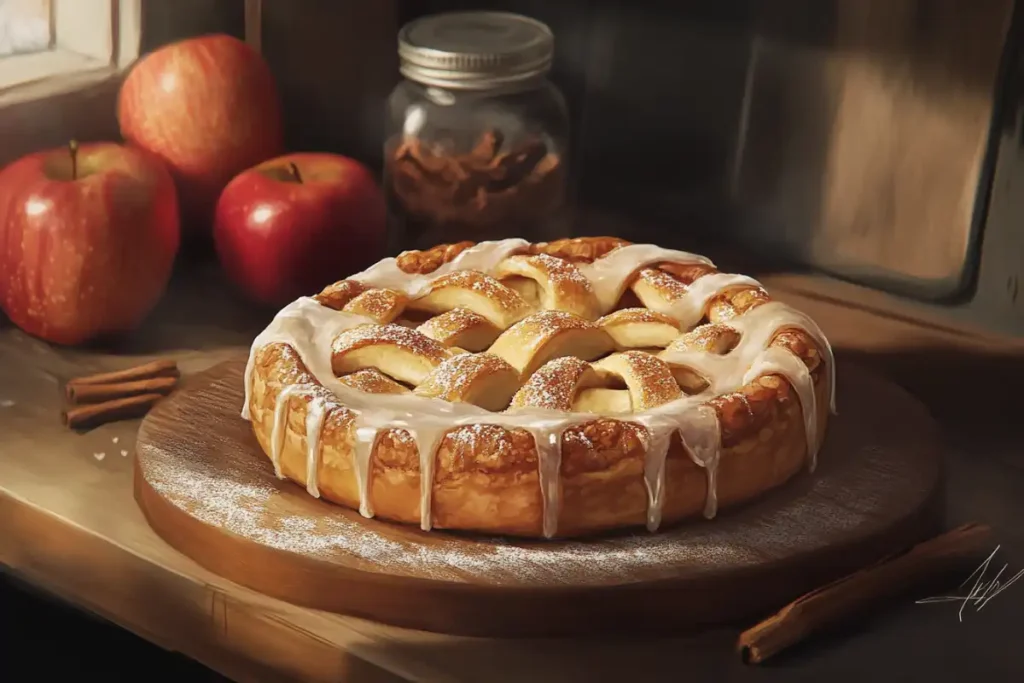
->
[133, 361, 946, 638]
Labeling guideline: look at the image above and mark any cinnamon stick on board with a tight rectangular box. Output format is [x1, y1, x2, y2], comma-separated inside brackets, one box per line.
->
[62, 393, 164, 431]
[737, 522, 993, 665]
[66, 375, 179, 404]
[65, 359, 178, 388]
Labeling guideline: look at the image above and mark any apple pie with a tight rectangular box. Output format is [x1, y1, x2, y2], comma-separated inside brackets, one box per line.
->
[242, 237, 835, 538]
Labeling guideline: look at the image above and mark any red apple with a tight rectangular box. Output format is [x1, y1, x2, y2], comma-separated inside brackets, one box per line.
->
[213, 153, 387, 306]
[117, 34, 283, 237]
[0, 141, 180, 345]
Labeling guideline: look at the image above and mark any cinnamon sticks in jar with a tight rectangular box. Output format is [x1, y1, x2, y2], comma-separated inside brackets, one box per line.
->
[62, 359, 179, 430]
[386, 13, 570, 247]
[386, 129, 566, 246]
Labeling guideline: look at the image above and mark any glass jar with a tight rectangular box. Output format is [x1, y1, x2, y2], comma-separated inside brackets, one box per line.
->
[384, 11, 570, 252]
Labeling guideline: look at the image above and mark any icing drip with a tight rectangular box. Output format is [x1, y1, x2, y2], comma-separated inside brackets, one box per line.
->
[637, 405, 722, 528]
[271, 385, 306, 479]
[405, 425, 448, 531]
[636, 414, 675, 532]
[304, 397, 327, 498]
[352, 421, 378, 518]
[243, 354, 256, 420]
[743, 345, 819, 471]
[676, 406, 722, 519]
[533, 421, 564, 538]
[243, 240, 838, 539]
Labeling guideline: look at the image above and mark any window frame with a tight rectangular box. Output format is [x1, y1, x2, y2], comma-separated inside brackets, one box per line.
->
[0, 0, 140, 169]
[0, 0, 140, 105]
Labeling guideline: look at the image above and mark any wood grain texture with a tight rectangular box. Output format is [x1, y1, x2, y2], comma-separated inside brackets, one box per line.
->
[135, 359, 943, 637]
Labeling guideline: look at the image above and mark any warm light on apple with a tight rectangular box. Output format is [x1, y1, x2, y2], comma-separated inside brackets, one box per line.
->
[0, 141, 180, 345]
[213, 153, 387, 306]
[117, 33, 283, 239]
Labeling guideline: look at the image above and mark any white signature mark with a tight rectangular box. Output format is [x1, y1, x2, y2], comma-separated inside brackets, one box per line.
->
[916, 545, 1024, 621]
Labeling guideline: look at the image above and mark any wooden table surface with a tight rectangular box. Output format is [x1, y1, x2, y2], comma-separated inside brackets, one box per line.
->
[2, 265, 1023, 682]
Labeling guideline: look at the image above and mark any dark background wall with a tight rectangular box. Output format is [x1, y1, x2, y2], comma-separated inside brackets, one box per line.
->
[140, 0, 246, 52]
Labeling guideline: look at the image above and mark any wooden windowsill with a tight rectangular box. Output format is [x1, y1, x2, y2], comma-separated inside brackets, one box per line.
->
[0, 49, 109, 94]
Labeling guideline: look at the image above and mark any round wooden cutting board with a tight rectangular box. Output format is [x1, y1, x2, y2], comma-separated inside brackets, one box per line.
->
[135, 360, 942, 637]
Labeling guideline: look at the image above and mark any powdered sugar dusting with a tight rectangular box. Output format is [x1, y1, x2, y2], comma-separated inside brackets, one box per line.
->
[531, 252, 592, 289]
[341, 288, 407, 323]
[417, 307, 494, 346]
[442, 422, 504, 454]
[599, 351, 682, 410]
[511, 357, 592, 411]
[139, 437, 763, 586]
[517, 309, 592, 336]
[598, 307, 678, 328]
[426, 270, 528, 314]
[526, 253, 594, 308]
[414, 353, 517, 405]
[339, 368, 410, 395]
[332, 323, 451, 365]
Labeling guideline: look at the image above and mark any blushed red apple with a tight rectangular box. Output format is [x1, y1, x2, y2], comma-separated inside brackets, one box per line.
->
[213, 153, 387, 306]
[0, 141, 180, 345]
[117, 33, 283, 237]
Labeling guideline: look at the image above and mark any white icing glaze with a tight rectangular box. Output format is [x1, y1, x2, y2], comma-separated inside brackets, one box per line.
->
[660, 273, 762, 329]
[405, 424, 447, 531]
[350, 238, 531, 297]
[353, 422, 378, 518]
[636, 405, 721, 527]
[744, 345, 818, 471]
[242, 239, 837, 538]
[635, 413, 674, 532]
[578, 244, 715, 312]
[304, 397, 326, 498]
[533, 420, 565, 539]
[270, 384, 305, 479]
[676, 406, 722, 519]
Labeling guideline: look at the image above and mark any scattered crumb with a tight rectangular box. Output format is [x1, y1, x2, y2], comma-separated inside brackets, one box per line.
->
[0, 399, 14, 408]
[120, 450, 128, 457]
[112, 436, 120, 444]
[93, 452, 106, 461]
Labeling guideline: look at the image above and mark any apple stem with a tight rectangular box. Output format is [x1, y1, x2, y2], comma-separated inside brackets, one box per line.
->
[69, 140, 79, 180]
[289, 162, 303, 184]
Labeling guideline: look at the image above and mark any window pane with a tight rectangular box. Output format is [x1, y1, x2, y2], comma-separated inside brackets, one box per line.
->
[0, 0, 50, 57]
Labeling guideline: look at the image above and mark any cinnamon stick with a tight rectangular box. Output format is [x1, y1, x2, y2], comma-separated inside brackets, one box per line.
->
[737, 522, 993, 664]
[62, 393, 163, 430]
[65, 359, 178, 388]
[66, 376, 178, 404]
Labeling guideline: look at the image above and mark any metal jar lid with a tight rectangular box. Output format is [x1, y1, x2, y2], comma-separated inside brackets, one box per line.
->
[398, 11, 554, 90]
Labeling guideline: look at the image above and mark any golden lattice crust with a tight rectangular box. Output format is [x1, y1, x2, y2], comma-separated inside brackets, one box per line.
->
[246, 237, 831, 538]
